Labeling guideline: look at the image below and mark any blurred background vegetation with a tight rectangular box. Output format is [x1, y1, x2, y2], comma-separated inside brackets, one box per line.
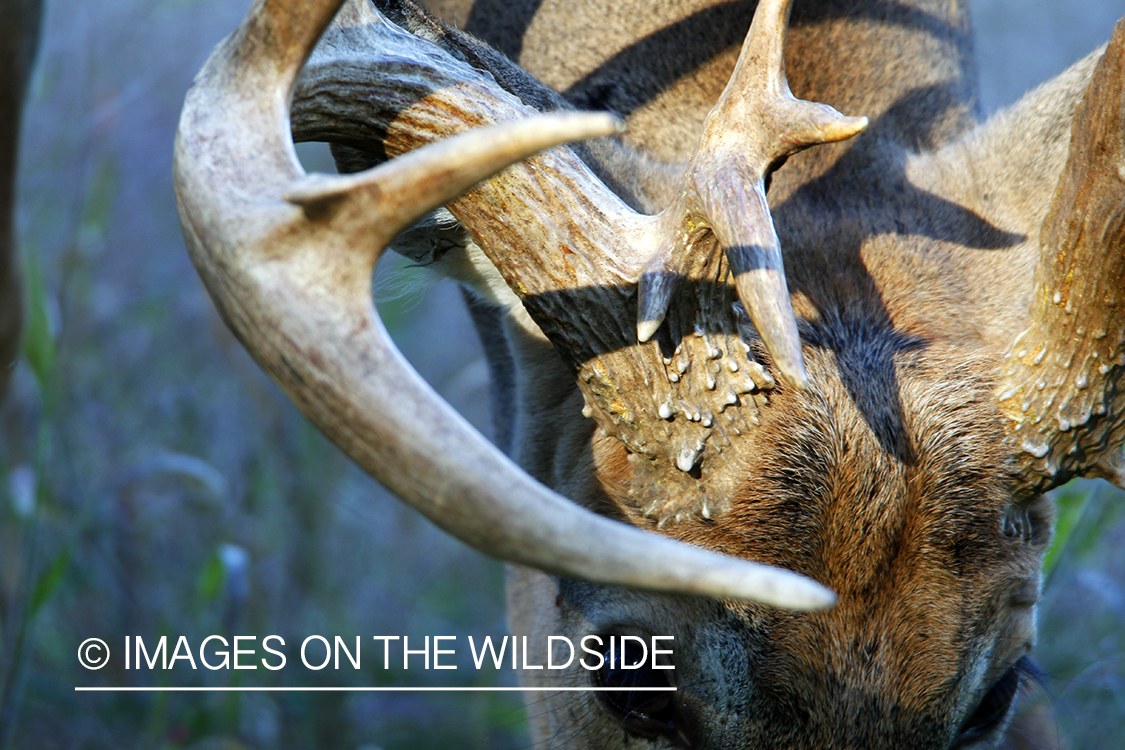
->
[0, 0, 1122, 748]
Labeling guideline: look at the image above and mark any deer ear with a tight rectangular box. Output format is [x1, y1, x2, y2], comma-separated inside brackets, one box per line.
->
[993, 19, 1125, 496]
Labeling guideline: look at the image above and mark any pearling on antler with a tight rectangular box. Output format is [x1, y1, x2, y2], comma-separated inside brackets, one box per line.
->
[998, 18, 1125, 496]
[637, 0, 868, 390]
[290, 0, 865, 487]
[174, 0, 835, 609]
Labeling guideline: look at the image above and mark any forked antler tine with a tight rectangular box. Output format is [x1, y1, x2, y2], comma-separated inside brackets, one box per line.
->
[639, 0, 866, 390]
[712, 0, 868, 164]
[174, 0, 836, 609]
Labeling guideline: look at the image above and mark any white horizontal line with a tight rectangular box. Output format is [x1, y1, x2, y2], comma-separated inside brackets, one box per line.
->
[75, 686, 677, 693]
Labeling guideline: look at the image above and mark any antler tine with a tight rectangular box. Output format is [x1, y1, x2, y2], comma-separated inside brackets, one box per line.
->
[638, 0, 867, 390]
[175, 0, 837, 609]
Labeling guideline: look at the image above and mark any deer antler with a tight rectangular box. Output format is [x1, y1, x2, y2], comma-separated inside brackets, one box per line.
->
[638, 0, 867, 390]
[291, 0, 865, 514]
[174, 0, 836, 609]
[998, 18, 1125, 496]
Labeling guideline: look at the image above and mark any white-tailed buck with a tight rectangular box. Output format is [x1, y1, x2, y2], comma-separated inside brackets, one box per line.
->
[174, 0, 1124, 747]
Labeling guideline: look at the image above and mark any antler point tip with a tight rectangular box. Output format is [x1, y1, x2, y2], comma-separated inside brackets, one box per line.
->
[637, 319, 662, 343]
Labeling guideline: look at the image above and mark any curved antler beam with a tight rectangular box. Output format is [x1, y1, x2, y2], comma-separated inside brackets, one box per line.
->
[290, 0, 863, 491]
[174, 0, 835, 609]
[998, 18, 1125, 496]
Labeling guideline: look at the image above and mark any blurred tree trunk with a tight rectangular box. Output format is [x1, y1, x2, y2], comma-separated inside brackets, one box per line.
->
[0, 0, 43, 398]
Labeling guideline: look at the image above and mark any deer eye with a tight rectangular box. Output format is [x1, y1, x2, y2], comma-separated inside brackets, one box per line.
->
[1001, 503, 1030, 540]
[593, 635, 678, 737]
[953, 659, 1024, 747]
[1003, 495, 1052, 546]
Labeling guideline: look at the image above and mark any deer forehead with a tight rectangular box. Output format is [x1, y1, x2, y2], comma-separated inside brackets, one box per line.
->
[592, 333, 1034, 593]
[564, 327, 1047, 739]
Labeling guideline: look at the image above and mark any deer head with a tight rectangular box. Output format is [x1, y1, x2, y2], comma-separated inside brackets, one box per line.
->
[174, 0, 1125, 747]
